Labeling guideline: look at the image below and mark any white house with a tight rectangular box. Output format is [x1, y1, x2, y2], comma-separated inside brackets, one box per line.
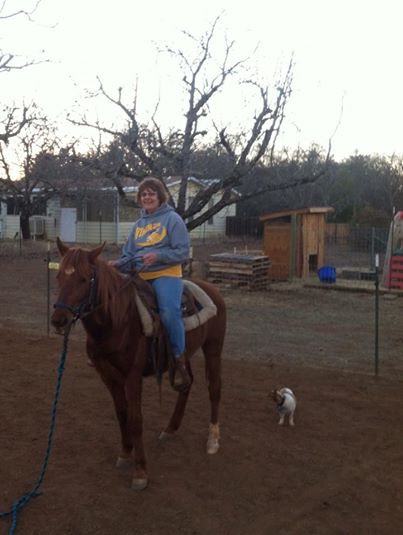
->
[165, 176, 240, 241]
[0, 176, 240, 244]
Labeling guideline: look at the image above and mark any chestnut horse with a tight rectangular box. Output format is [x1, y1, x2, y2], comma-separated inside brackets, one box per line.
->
[51, 238, 226, 490]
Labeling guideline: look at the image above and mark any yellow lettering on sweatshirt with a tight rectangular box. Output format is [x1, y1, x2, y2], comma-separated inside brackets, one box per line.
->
[136, 226, 167, 246]
[135, 223, 161, 239]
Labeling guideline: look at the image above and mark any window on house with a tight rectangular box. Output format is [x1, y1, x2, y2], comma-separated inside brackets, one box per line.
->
[6, 196, 46, 215]
[75, 194, 115, 222]
[86, 197, 115, 222]
[119, 202, 141, 222]
[6, 198, 19, 215]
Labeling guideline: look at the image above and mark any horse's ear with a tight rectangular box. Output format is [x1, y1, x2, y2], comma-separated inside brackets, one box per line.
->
[56, 237, 69, 257]
[88, 241, 106, 264]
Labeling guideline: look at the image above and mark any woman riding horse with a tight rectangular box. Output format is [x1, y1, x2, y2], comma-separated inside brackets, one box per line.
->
[110, 177, 191, 391]
[51, 238, 226, 490]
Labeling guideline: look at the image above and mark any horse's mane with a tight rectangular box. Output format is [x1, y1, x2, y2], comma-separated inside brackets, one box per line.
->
[61, 248, 138, 328]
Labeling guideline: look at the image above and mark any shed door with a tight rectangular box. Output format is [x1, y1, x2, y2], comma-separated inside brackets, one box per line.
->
[302, 214, 322, 278]
[263, 224, 291, 281]
[60, 208, 77, 243]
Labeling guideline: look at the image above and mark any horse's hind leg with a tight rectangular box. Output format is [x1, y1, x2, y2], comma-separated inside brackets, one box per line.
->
[159, 362, 193, 439]
[203, 340, 222, 454]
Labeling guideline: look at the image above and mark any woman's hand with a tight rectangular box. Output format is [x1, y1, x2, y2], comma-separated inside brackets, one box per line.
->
[142, 253, 158, 266]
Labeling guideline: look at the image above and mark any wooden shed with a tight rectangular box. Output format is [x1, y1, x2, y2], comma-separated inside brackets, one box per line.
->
[259, 207, 335, 281]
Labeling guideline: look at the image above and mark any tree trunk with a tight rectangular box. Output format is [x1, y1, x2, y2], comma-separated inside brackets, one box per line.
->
[20, 216, 31, 240]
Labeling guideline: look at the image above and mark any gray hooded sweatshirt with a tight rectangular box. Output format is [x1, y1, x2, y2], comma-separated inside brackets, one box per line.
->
[116, 203, 190, 279]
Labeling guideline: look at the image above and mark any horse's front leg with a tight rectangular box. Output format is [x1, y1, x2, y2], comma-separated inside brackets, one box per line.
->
[94, 360, 133, 467]
[125, 366, 148, 490]
[110, 383, 133, 467]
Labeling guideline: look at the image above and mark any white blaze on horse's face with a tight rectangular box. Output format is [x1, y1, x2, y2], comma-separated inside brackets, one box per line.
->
[65, 267, 75, 276]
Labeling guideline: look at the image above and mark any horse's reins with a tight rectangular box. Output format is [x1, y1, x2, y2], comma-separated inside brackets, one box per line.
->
[0, 259, 152, 533]
[52, 256, 165, 394]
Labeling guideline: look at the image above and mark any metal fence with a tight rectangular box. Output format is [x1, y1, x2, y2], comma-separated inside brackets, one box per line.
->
[226, 216, 263, 238]
[325, 226, 389, 272]
[0, 218, 390, 279]
[225, 218, 390, 274]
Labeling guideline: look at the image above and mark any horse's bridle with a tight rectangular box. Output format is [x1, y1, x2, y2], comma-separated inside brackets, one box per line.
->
[53, 271, 98, 322]
[53, 260, 140, 325]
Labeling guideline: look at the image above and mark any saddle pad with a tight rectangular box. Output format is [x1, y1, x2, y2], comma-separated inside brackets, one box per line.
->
[135, 280, 217, 336]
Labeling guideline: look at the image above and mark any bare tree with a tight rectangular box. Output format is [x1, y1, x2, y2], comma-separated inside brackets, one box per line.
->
[70, 17, 328, 230]
[0, 116, 60, 238]
[0, 0, 43, 71]
[0, 0, 47, 146]
[0, 102, 42, 144]
[0, 0, 56, 239]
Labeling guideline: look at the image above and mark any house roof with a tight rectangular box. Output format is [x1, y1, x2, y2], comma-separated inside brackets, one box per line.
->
[259, 206, 335, 222]
[166, 175, 203, 187]
[28, 175, 241, 197]
[166, 176, 242, 197]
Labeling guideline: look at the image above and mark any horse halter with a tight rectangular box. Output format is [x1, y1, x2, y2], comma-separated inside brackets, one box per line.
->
[53, 271, 98, 323]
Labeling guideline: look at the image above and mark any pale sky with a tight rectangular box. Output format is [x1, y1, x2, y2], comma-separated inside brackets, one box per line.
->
[2, 0, 403, 161]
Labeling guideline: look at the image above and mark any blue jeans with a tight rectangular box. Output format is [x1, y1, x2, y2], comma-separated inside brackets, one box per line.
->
[149, 277, 185, 356]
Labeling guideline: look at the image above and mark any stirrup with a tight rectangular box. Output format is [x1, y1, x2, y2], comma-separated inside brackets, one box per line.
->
[172, 360, 191, 392]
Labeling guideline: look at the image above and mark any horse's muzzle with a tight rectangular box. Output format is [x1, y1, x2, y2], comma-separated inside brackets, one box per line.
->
[51, 307, 73, 335]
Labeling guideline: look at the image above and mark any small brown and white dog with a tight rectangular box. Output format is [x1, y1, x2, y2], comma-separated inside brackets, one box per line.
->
[271, 387, 296, 426]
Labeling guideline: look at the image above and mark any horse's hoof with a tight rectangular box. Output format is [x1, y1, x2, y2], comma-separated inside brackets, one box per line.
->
[206, 423, 220, 454]
[159, 430, 175, 441]
[116, 456, 132, 468]
[206, 440, 220, 455]
[131, 478, 148, 491]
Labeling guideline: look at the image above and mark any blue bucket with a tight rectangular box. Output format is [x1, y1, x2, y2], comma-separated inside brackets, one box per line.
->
[318, 265, 336, 284]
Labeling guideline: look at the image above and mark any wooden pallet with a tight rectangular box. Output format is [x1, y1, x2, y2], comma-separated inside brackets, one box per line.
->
[207, 252, 270, 290]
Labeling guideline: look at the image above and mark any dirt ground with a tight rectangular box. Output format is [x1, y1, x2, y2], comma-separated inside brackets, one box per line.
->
[1, 242, 403, 534]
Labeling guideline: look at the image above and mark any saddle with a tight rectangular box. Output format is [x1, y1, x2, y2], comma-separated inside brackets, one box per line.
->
[128, 273, 217, 384]
[130, 274, 217, 337]
[130, 274, 200, 329]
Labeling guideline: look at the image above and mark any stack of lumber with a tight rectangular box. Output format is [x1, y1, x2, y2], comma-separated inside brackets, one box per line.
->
[207, 251, 270, 290]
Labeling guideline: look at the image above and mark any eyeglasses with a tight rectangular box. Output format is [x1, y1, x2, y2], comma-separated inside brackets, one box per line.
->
[140, 190, 158, 198]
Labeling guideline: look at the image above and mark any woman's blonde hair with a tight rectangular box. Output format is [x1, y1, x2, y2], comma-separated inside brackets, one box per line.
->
[137, 177, 168, 205]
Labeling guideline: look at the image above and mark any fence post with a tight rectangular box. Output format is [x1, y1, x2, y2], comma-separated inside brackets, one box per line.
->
[99, 210, 102, 244]
[389, 210, 396, 288]
[46, 241, 50, 337]
[374, 253, 379, 376]
[19, 214, 22, 255]
[371, 227, 375, 268]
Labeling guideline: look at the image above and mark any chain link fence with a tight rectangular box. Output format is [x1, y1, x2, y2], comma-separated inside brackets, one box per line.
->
[226, 217, 390, 276]
[0, 219, 391, 282]
[325, 225, 389, 279]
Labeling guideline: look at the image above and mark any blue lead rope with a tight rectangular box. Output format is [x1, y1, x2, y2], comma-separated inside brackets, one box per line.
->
[0, 331, 70, 535]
